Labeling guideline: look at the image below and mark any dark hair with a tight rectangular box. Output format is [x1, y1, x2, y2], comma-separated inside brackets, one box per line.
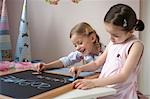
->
[104, 4, 144, 31]
[70, 22, 101, 48]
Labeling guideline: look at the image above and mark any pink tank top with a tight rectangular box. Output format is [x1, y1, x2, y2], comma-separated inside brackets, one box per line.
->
[99, 35, 143, 99]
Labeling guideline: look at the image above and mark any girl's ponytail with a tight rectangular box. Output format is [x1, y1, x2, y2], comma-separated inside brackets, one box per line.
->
[135, 20, 145, 31]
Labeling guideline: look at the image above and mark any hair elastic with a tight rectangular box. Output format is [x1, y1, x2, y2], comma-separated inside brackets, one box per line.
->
[123, 19, 127, 27]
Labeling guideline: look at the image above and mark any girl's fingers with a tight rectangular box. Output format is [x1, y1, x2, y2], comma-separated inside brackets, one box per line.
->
[69, 67, 76, 76]
[37, 64, 41, 72]
[71, 67, 81, 77]
[76, 69, 81, 77]
[73, 80, 82, 88]
[75, 83, 83, 89]
[73, 79, 91, 89]
[37, 63, 44, 72]
[73, 79, 82, 85]
[73, 79, 87, 89]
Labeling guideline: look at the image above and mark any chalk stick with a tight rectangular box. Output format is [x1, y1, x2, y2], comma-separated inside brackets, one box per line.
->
[32, 72, 42, 75]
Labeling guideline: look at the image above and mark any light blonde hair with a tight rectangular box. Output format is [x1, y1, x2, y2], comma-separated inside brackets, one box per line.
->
[70, 22, 101, 49]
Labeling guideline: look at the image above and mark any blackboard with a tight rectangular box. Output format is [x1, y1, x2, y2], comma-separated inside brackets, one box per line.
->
[0, 70, 75, 98]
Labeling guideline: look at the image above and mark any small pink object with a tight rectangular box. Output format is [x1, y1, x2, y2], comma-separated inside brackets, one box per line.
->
[15, 62, 32, 69]
[0, 61, 10, 71]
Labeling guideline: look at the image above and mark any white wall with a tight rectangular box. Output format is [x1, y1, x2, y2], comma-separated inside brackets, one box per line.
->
[139, 0, 150, 97]
[7, 0, 140, 62]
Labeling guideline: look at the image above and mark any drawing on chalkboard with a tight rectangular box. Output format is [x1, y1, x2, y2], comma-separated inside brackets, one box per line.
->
[0, 75, 51, 89]
[0, 70, 74, 98]
[36, 75, 68, 83]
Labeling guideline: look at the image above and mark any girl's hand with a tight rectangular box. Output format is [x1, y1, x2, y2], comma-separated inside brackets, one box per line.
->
[73, 79, 96, 90]
[69, 66, 82, 78]
[34, 63, 45, 72]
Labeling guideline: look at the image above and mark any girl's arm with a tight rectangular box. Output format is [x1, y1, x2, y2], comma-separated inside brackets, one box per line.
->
[74, 41, 144, 89]
[44, 60, 64, 69]
[70, 47, 107, 77]
[35, 60, 64, 72]
[79, 48, 108, 72]
[36, 51, 82, 72]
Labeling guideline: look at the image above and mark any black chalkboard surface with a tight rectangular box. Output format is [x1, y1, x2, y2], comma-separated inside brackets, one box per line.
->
[0, 70, 74, 98]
